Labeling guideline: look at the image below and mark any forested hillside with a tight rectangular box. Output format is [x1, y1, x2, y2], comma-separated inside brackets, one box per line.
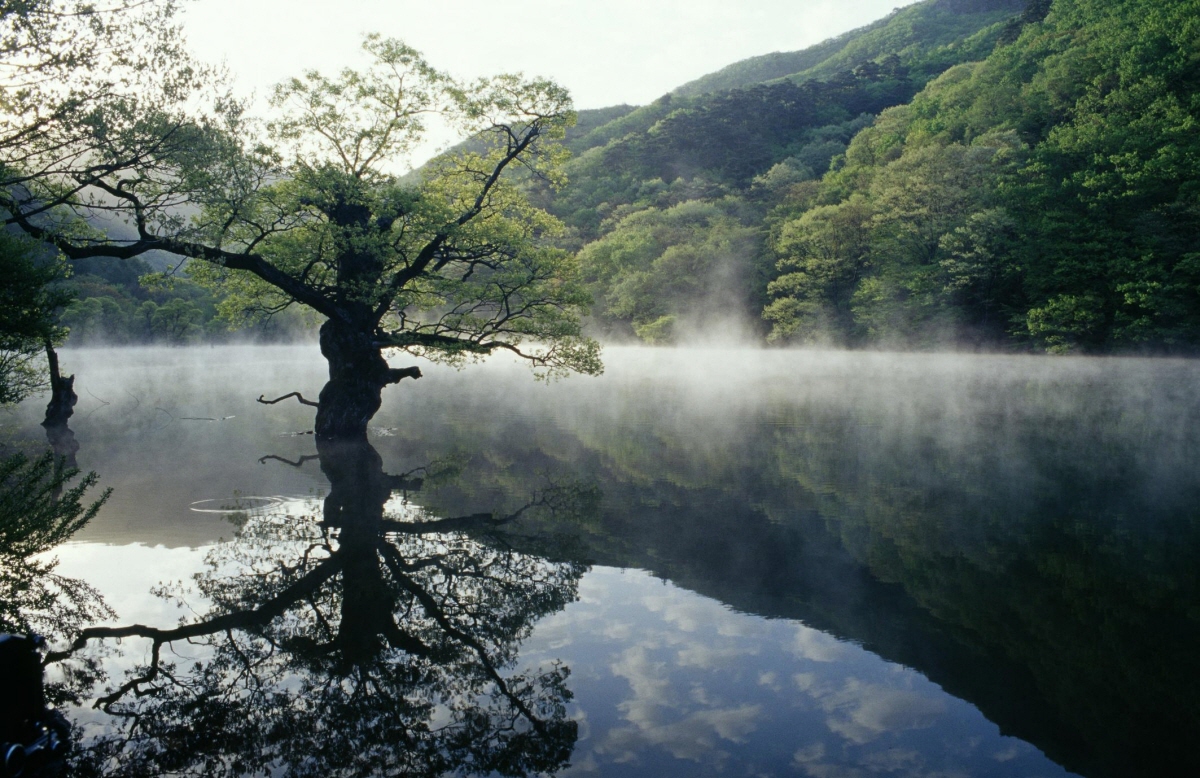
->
[52, 0, 1024, 347]
[46, 0, 1200, 353]
[672, 0, 1025, 97]
[524, 0, 1044, 343]
[56, 254, 312, 345]
[536, 0, 1200, 352]
[766, 0, 1200, 351]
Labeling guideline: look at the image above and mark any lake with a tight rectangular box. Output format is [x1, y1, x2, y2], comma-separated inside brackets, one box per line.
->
[5, 345, 1199, 777]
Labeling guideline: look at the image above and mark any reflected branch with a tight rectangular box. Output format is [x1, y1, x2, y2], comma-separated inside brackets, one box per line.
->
[46, 556, 343, 666]
[378, 543, 549, 735]
[54, 432, 582, 777]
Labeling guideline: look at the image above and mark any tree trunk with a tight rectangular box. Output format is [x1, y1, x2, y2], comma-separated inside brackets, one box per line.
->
[42, 340, 76, 429]
[42, 341, 79, 467]
[314, 321, 389, 440]
[316, 436, 391, 664]
[316, 435, 431, 665]
[314, 320, 421, 440]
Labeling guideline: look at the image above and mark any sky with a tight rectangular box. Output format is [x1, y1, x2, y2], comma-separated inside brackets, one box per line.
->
[181, 0, 920, 168]
[183, 0, 921, 109]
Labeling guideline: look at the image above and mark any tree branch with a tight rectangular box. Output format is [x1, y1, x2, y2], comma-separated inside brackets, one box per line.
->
[46, 557, 343, 664]
[257, 392, 319, 407]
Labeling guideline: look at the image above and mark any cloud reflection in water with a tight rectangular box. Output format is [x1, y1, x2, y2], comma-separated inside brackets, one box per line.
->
[521, 568, 1072, 777]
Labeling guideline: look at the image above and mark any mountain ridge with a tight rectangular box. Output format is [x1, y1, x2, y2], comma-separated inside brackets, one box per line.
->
[670, 0, 1025, 98]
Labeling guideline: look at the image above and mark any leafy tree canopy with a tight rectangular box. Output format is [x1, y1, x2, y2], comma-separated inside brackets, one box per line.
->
[0, 232, 69, 404]
[766, 0, 1200, 351]
[4, 31, 600, 436]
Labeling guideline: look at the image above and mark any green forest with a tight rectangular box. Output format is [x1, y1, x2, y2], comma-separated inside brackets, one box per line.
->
[9, 0, 1200, 354]
[533, 0, 1200, 351]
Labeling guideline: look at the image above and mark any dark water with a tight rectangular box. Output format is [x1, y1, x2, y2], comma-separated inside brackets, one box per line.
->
[5, 346, 1199, 777]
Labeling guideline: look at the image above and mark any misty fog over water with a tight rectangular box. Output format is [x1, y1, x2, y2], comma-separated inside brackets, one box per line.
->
[8, 345, 1199, 777]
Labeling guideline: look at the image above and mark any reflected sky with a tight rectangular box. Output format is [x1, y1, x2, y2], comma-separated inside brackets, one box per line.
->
[48, 542, 1074, 777]
[522, 568, 1072, 777]
[12, 345, 1200, 777]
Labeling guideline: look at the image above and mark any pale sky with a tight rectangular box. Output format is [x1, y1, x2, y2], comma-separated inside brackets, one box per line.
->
[182, 0, 919, 165]
[184, 0, 920, 108]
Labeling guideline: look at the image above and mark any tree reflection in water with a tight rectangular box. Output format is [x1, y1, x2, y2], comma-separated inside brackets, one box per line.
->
[53, 435, 587, 778]
[0, 422, 114, 742]
[0, 451, 112, 648]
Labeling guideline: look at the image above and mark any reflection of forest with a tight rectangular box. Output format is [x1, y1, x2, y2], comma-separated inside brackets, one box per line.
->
[31, 436, 584, 777]
[11, 354, 1199, 777]
[381, 380, 1200, 778]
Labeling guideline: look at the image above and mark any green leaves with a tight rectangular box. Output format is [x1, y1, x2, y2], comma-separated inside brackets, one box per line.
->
[0, 232, 70, 404]
[269, 35, 451, 178]
[0, 450, 113, 638]
[764, 0, 1200, 352]
[577, 199, 765, 343]
[767, 134, 1020, 346]
[179, 37, 596, 377]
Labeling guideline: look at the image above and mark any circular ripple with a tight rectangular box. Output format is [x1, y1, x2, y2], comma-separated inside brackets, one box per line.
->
[189, 496, 288, 514]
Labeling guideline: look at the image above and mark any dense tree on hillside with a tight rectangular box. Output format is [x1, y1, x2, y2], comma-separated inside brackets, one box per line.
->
[766, 0, 1200, 351]
[5, 36, 600, 438]
[577, 199, 767, 341]
[524, 0, 1035, 344]
[766, 129, 1025, 345]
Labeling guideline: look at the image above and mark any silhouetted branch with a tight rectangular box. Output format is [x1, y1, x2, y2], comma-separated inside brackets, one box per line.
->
[95, 641, 163, 711]
[385, 366, 422, 384]
[258, 392, 319, 407]
[85, 390, 109, 405]
[45, 557, 342, 665]
[259, 454, 320, 468]
[380, 546, 548, 734]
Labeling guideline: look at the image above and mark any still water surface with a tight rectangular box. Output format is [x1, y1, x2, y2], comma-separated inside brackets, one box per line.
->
[7, 346, 1200, 777]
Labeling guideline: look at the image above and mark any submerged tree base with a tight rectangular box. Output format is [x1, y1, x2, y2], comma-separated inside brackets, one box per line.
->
[314, 321, 421, 440]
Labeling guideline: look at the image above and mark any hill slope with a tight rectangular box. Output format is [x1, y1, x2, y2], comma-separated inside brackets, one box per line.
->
[529, 0, 1040, 343]
[765, 0, 1200, 352]
[672, 0, 1025, 97]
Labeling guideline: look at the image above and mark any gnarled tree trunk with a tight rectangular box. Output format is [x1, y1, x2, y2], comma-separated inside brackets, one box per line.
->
[316, 435, 393, 663]
[315, 321, 388, 440]
[42, 340, 76, 428]
[314, 321, 421, 440]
